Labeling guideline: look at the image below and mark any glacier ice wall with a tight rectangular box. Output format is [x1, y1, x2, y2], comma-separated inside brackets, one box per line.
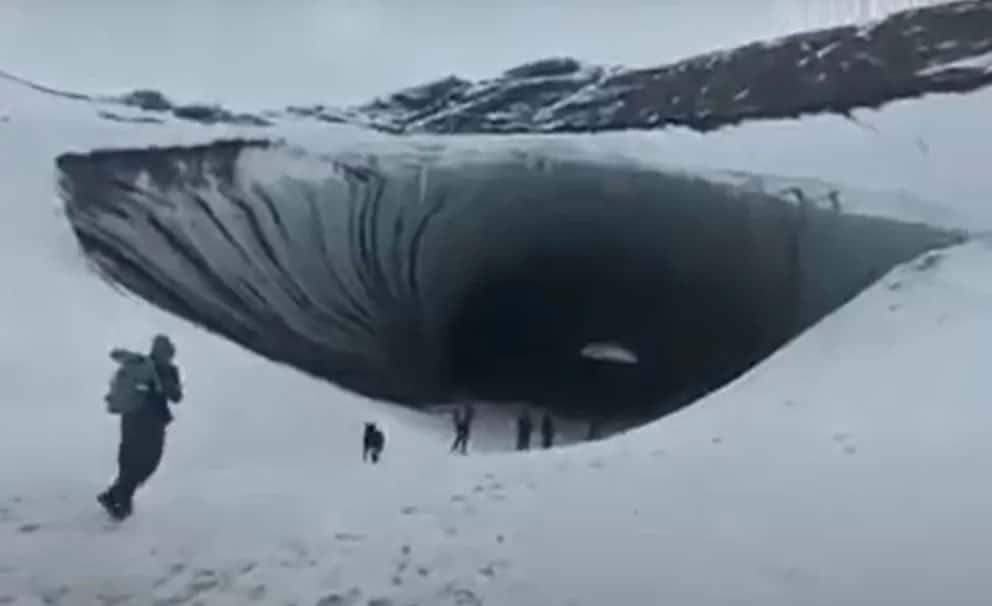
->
[32, 0, 992, 425]
[57, 139, 963, 423]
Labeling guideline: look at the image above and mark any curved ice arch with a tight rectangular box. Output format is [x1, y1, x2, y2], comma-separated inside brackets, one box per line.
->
[58, 139, 963, 421]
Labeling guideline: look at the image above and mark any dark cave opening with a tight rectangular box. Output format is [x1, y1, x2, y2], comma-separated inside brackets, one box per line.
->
[429, 166, 966, 431]
[442, 236, 789, 425]
[56, 142, 967, 435]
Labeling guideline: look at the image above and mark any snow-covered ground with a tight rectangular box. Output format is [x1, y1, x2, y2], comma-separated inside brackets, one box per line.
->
[3, 3, 992, 605]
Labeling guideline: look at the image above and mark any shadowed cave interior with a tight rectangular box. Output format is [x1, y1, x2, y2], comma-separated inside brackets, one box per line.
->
[443, 224, 759, 424]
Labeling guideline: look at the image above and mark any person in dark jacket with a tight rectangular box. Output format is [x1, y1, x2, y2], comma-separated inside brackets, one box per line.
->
[363, 422, 385, 463]
[98, 334, 183, 521]
[516, 410, 533, 451]
[450, 404, 474, 455]
[540, 411, 555, 449]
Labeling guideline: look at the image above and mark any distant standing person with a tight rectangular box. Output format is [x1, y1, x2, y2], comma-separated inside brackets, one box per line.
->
[98, 334, 183, 521]
[540, 411, 555, 449]
[362, 422, 386, 463]
[586, 419, 601, 441]
[450, 404, 474, 455]
[516, 410, 533, 451]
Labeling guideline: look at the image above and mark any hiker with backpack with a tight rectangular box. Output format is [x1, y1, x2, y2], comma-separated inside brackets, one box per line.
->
[98, 334, 183, 521]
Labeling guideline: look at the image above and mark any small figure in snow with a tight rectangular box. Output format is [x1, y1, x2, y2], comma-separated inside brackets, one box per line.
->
[363, 422, 386, 463]
[98, 334, 183, 521]
[516, 410, 533, 451]
[586, 420, 602, 441]
[450, 404, 474, 455]
[540, 411, 555, 449]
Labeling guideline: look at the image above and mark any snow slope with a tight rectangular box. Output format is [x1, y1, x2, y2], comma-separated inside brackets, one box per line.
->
[3, 9, 992, 606]
[0, 73, 462, 603]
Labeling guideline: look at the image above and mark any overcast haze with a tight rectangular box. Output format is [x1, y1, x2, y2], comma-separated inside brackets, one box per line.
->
[0, 0, 947, 108]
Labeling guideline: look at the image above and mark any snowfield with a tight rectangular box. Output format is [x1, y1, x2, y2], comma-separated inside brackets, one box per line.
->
[3, 7, 992, 606]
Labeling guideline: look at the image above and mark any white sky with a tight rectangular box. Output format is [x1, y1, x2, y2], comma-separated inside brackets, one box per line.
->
[0, 0, 946, 108]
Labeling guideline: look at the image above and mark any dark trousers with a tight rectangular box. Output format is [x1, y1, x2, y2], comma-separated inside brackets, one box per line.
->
[363, 446, 381, 463]
[107, 414, 166, 510]
[451, 428, 469, 454]
[516, 433, 531, 451]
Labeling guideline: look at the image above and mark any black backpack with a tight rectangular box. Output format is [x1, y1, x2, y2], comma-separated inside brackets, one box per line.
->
[105, 353, 160, 414]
